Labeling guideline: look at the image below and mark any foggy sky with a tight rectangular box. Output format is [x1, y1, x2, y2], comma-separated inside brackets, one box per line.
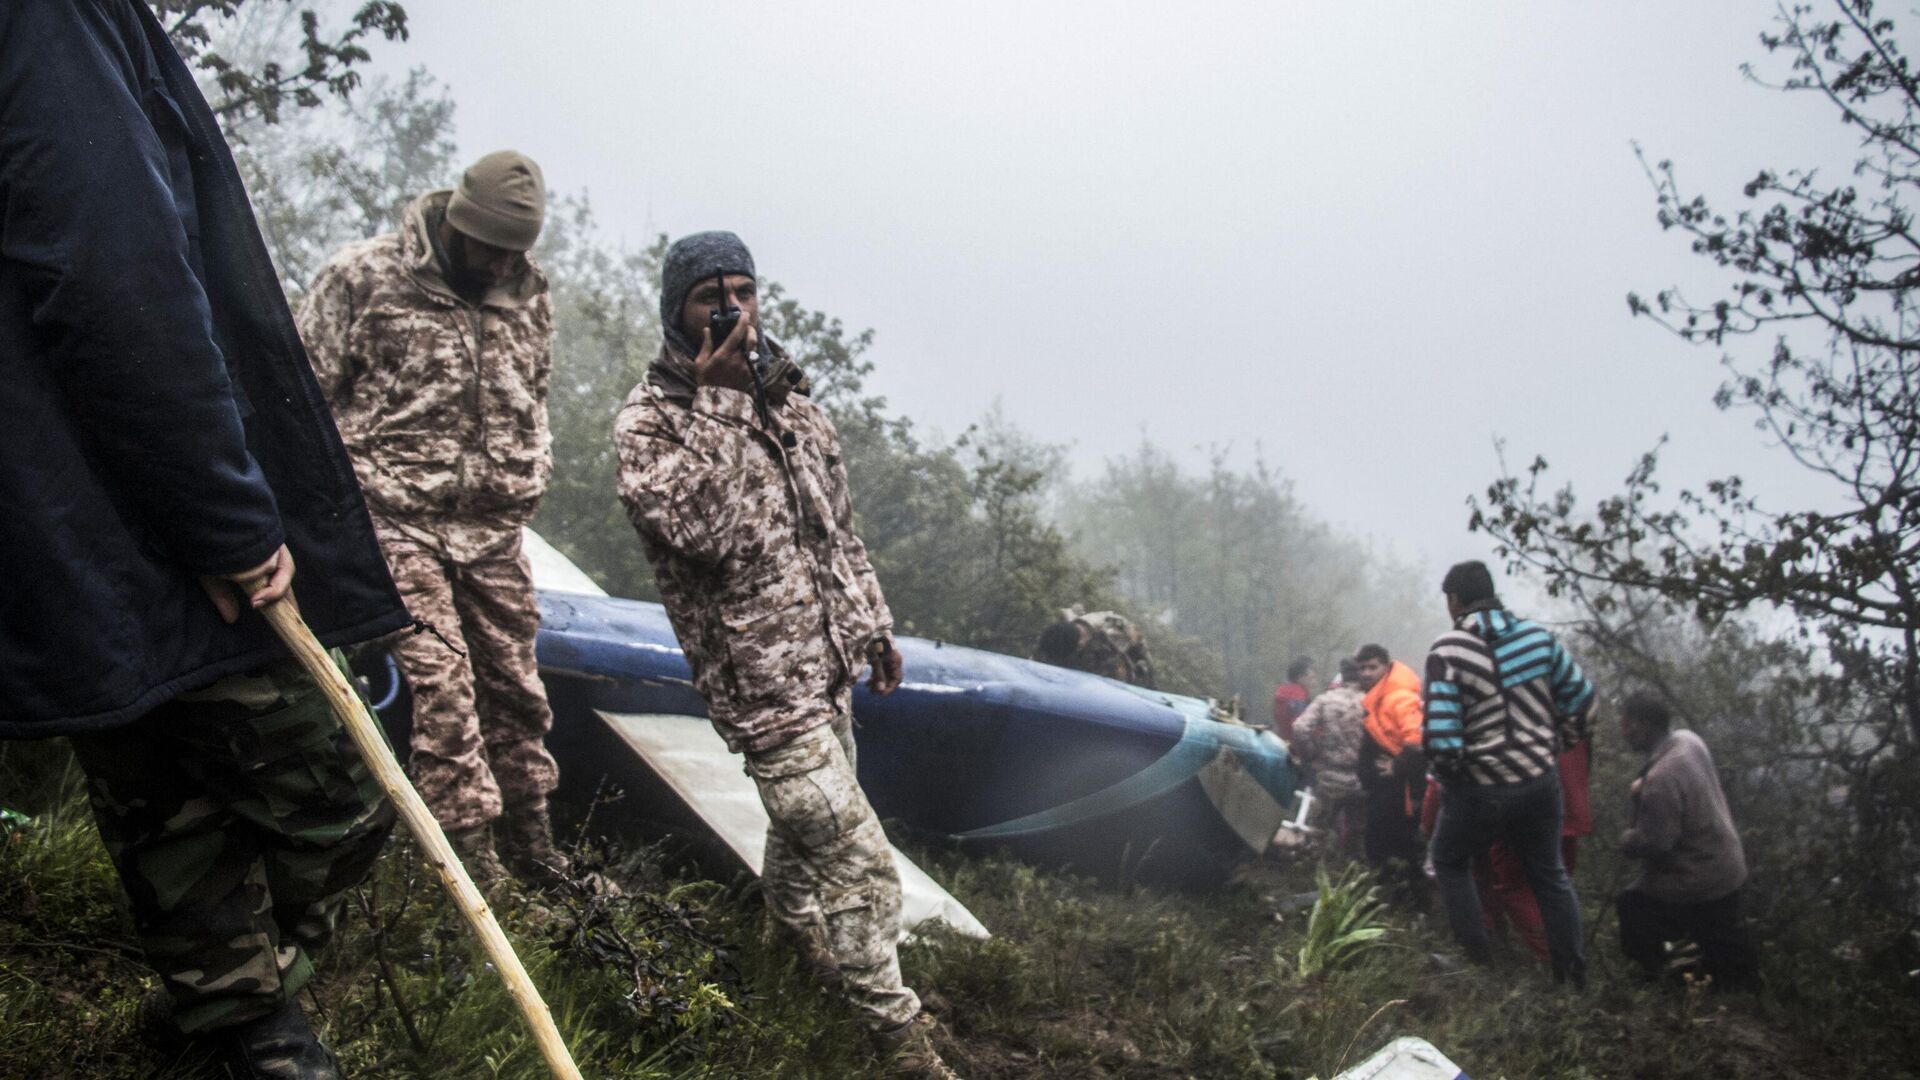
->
[371, 1, 1859, 577]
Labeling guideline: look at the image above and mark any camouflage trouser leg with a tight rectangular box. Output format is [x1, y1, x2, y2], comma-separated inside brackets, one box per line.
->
[66, 660, 394, 1034]
[746, 713, 919, 1032]
[383, 533, 558, 832]
[451, 539, 558, 812]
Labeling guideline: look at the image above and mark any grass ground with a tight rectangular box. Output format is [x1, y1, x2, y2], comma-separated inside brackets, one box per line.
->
[4, 739, 1918, 1080]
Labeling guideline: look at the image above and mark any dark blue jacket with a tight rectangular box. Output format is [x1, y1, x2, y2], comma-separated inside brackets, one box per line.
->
[0, 0, 409, 737]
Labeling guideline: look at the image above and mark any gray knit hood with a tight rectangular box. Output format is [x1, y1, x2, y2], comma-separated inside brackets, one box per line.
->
[649, 230, 800, 404]
[660, 230, 756, 358]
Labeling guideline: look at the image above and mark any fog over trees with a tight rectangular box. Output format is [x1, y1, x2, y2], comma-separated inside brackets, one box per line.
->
[1474, 2, 1920, 921]
[192, 2, 1433, 709]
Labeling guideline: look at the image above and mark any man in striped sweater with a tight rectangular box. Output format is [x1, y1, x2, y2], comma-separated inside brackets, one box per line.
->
[1423, 561, 1596, 985]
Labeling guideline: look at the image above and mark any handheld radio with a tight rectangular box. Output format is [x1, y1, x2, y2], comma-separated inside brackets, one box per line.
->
[706, 271, 741, 352]
[705, 272, 774, 427]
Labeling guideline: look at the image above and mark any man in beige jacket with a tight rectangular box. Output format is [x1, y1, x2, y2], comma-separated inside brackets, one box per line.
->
[298, 152, 565, 890]
[614, 231, 958, 1079]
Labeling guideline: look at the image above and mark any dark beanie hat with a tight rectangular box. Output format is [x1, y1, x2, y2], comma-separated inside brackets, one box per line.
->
[661, 231, 756, 355]
[1442, 560, 1498, 605]
[447, 150, 545, 252]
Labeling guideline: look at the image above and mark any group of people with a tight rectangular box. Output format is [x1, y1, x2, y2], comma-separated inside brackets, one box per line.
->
[1280, 562, 1761, 990]
[1, 3, 955, 1077]
[1, 4, 1774, 1077]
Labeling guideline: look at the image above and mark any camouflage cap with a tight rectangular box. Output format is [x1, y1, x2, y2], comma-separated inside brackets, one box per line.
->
[447, 150, 546, 252]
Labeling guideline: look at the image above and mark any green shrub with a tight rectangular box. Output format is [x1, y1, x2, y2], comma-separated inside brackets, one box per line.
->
[1294, 864, 1393, 980]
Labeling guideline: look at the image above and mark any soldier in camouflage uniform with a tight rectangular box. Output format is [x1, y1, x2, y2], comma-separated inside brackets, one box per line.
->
[1033, 606, 1157, 687]
[67, 658, 392, 1037]
[614, 232, 960, 1080]
[1291, 657, 1370, 856]
[297, 152, 566, 890]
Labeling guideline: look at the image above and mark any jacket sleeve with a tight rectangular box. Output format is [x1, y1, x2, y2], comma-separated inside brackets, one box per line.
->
[1387, 686, 1427, 778]
[820, 414, 895, 638]
[530, 292, 555, 403]
[1549, 636, 1597, 750]
[613, 388, 761, 567]
[1422, 650, 1467, 759]
[1291, 698, 1324, 762]
[296, 258, 362, 407]
[1386, 686, 1425, 752]
[0, 0, 282, 575]
[1621, 769, 1683, 860]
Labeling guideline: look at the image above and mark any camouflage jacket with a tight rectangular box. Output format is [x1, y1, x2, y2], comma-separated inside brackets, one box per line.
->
[297, 191, 553, 554]
[1290, 685, 1367, 801]
[613, 359, 893, 753]
[1065, 610, 1156, 688]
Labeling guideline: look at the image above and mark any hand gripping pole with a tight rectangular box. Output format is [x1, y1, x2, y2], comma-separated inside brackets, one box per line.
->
[248, 587, 585, 1080]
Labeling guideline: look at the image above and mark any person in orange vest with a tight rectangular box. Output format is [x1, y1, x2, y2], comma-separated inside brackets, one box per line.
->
[1354, 642, 1428, 906]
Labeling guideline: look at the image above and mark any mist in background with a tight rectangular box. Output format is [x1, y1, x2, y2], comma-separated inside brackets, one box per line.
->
[206, 0, 1881, 704]
[369, 0, 1852, 575]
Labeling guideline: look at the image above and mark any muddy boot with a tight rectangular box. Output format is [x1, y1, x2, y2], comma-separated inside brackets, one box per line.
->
[446, 823, 512, 896]
[872, 1013, 963, 1080]
[774, 919, 844, 992]
[497, 798, 572, 888]
[204, 998, 343, 1080]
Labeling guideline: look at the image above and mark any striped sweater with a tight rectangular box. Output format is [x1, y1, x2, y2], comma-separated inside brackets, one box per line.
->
[1422, 605, 1595, 786]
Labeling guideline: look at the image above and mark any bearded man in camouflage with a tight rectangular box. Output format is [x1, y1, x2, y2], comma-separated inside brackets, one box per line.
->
[613, 232, 960, 1080]
[297, 152, 565, 890]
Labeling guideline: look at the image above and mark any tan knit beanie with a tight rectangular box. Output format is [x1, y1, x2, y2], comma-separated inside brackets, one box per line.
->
[446, 150, 545, 251]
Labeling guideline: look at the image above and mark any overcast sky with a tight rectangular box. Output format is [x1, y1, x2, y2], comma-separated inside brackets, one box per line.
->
[370, 1, 1860, 576]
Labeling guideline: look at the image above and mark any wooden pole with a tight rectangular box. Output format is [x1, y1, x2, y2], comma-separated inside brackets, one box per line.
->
[250, 589, 585, 1080]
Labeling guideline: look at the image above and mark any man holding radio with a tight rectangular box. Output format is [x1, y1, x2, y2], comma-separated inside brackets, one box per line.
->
[613, 231, 958, 1079]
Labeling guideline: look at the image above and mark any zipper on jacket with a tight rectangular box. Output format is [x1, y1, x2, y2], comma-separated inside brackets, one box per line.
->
[469, 308, 487, 445]
[456, 306, 485, 514]
[758, 411, 851, 671]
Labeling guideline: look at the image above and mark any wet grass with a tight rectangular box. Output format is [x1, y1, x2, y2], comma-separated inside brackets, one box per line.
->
[4, 739, 1918, 1079]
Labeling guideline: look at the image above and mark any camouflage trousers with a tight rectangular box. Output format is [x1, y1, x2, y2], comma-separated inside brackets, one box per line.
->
[380, 525, 559, 832]
[67, 659, 393, 1034]
[744, 711, 920, 1032]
